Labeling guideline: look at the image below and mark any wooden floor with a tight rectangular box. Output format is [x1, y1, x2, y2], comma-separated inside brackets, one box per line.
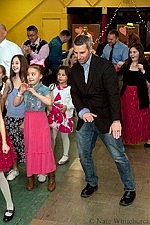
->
[0, 131, 150, 225]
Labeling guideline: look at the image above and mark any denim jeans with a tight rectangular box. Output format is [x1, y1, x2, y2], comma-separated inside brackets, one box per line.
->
[76, 122, 135, 191]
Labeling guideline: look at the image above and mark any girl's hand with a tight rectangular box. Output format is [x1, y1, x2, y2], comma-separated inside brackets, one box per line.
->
[20, 122, 24, 131]
[60, 105, 67, 113]
[138, 64, 145, 73]
[27, 87, 37, 96]
[20, 83, 29, 94]
[2, 143, 10, 154]
[47, 105, 52, 112]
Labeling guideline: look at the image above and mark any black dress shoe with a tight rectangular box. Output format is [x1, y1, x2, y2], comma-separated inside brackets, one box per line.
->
[144, 143, 150, 148]
[3, 207, 15, 222]
[119, 191, 136, 206]
[81, 183, 98, 198]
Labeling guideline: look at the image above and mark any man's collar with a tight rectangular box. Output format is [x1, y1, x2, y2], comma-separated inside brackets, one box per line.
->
[0, 38, 6, 46]
[81, 53, 92, 67]
[31, 37, 40, 45]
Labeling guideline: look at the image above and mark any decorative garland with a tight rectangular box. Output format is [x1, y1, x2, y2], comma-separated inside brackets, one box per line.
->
[100, 1, 150, 39]
[131, 0, 150, 33]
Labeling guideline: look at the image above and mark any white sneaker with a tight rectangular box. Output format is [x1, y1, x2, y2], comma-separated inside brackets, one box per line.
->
[58, 155, 69, 165]
[37, 174, 47, 183]
[7, 169, 19, 181]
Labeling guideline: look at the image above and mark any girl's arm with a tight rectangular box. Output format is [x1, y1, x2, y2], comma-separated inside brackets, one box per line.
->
[28, 87, 52, 106]
[1, 79, 10, 111]
[0, 105, 10, 154]
[13, 83, 28, 106]
[13, 92, 24, 106]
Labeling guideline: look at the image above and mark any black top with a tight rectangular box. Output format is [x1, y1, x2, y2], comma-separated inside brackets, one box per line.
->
[121, 66, 150, 109]
[23, 39, 48, 64]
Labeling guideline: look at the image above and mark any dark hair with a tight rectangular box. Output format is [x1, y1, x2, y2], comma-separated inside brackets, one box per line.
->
[58, 65, 71, 85]
[27, 25, 38, 33]
[108, 29, 119, 38]
[0, 65, 8, 83]
[50, 65, 71, 91]
[125, 43, 146, 66]
[28, 64, 45, 80]
[60, 30, 71, 37]
[10, 55, 28, 90]
[73, 35, 91, 49]
[68, 53, 75, 67]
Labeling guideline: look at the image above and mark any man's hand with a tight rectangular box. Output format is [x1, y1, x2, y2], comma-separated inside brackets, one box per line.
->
[82, 112, 97, 123]
[23, 45, 32, 55]
[109, 120, 122, 139]
[116, 61, 124, 69]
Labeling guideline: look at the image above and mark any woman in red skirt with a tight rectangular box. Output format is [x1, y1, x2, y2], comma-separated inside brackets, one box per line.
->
[120, 43, 150, 146]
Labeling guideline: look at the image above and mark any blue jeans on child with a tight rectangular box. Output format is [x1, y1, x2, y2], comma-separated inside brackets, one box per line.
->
[76, 122, 135, 191]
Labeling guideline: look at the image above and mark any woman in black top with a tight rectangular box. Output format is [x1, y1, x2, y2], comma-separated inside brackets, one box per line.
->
[121, 43, 150, 146]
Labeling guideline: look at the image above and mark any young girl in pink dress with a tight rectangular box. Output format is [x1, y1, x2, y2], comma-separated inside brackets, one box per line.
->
[48, 65, 74, 165]
[14, 59, 56, 191]
[0, 105, 16, 222]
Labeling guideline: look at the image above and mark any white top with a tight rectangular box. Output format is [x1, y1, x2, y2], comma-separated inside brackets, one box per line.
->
[0, 39, 23, 77]
[50, 85, 74, 118]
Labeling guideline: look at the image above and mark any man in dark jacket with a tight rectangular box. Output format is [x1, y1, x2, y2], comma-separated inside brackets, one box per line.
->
[70, 35, 136, 206]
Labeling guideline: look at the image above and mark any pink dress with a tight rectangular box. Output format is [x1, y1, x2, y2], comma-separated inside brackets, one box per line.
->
[48, 85, 74, 133]
[0, 133, 17, 172]
[23, 82, 56, 177]
[24, 111, 56, 177]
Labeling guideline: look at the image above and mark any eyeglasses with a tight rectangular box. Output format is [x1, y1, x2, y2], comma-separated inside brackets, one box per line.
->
[27, 33, 37, 38]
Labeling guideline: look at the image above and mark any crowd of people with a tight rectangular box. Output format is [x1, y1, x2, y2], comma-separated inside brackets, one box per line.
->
[0, 21, 150, 222]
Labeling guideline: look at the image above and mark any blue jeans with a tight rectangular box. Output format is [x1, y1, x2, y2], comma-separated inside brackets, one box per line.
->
[76, 122, 135, 191]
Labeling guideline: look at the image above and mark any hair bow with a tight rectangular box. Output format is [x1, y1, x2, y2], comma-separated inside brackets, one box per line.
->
[30, 58, 45, 67]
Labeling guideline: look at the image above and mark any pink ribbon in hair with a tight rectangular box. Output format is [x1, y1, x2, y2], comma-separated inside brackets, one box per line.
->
[30, 58, 45, 67]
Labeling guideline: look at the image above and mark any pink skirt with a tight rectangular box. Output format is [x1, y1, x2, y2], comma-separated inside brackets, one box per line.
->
[0, 133, 17, 172]
[121, 86, 150, 144]
[24, 111, 56, 177]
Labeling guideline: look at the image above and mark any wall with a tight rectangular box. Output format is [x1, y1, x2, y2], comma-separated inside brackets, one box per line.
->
[0, 0, 149, 49]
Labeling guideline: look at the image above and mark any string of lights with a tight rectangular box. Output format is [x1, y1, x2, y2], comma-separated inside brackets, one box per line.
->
[131, 0, 150, 33]
[100, 1, 149, 39]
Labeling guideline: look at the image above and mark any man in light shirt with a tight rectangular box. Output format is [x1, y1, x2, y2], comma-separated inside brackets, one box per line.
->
[101, 29, 128, 71]
[0, 24, 22, 77]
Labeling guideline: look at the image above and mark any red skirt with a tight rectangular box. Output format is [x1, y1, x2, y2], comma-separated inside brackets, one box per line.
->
[121, 86, 150, 144]
[48, 104, 74, 133]
[24, 111, 56, 177]
[0, 133, 17, 172]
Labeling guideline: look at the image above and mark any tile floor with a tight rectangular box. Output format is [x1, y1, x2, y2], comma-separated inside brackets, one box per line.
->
[0, 131, 150, 225]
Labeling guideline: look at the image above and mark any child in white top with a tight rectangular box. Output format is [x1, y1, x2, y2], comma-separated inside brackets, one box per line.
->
[48, 65, 74, 165]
